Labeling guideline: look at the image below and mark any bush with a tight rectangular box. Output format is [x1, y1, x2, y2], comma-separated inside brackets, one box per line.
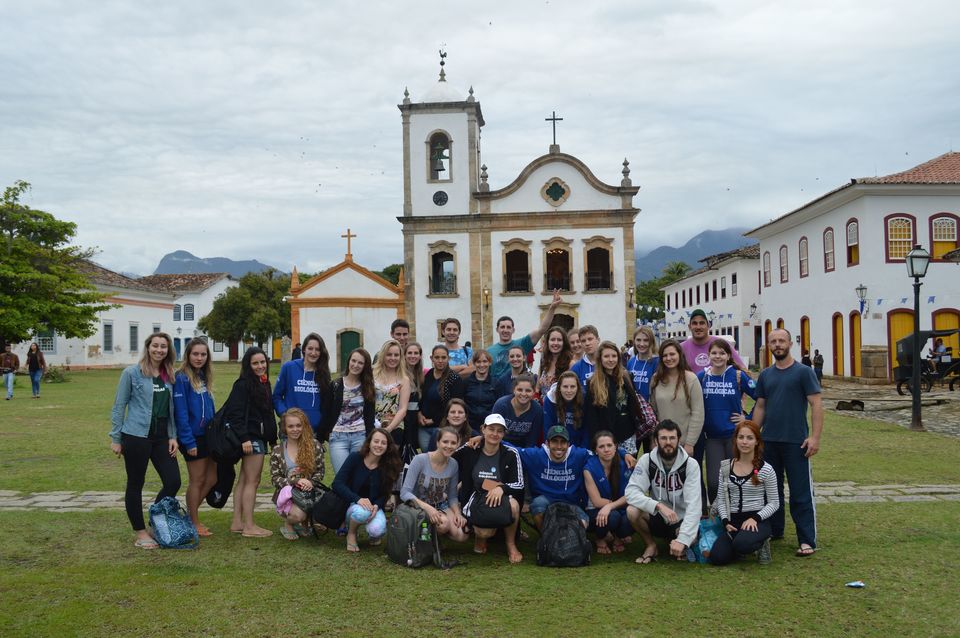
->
[44, 366, 70, 383]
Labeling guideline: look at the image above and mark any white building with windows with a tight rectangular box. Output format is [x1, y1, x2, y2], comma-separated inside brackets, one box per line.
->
[398, 62, 639, 347]
[660, 244, 761, 367]
[745, 152, 960, 378]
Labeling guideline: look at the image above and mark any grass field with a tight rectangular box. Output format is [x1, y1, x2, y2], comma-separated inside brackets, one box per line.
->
[1, 365, 958, 636]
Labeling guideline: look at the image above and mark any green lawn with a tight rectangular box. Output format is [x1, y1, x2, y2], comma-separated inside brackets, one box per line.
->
[1, 366, 958, 636]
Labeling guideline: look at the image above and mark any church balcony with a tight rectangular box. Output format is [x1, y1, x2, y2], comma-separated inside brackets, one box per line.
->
[585, 270, 613, 291]
[503, 272, 532, 294]
[544, 273, 572, 292]
[428, 274, 457, 296]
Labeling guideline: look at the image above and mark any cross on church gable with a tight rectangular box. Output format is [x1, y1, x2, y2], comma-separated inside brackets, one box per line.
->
[545, 110, 563, 145]
[341, 228, 357, 259]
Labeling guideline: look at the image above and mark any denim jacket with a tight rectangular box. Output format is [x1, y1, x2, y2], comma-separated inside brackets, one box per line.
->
[109, 364, 177, 443]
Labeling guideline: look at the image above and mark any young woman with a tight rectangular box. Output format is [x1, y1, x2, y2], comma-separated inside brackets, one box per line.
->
[109, 332, 180, 549]
[494, 345, 534, 399]
[698, 338, 757, 504]
[584, 341, 645, 447]
[270, 408, 325, 540]
[537, 326, 573, 400]
[439, 398, 472, 444]
[454, 415, 525, 563]
[542, 370, 589, 449]
[372, 339, 411, 447]
[462, 349, 499, 433]
[319, 348, 376, 474]
[418, 345, 464, 452]
[625, 326, 659, 401]
[332, 428, 403, 552]
[173, 338, 216, 536]
[223, 346, 278, 538]
[26, 342, 46, 399]
[584, 431, 634, 554]
[492, 373, 543, 448]
[710, 420, 780, 565]
[272, 332, 331, 436]
[403, 342, 425, 449]
[399, 426, 468, 542]
[567, 328, 582, 357]
[649, 340, 704, 455]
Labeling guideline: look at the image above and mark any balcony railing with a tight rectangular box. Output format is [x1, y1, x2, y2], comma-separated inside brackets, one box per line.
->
[585, 270, 613, 291]
[429, 273, 457, 295]
[544, 273, 571, 292]
[504, 271, 531, 293]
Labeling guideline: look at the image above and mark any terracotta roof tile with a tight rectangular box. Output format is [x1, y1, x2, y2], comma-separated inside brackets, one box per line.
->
[855, 152, 960, 185]
[78, 260, 156, 291]
[136, 273, 230, 292]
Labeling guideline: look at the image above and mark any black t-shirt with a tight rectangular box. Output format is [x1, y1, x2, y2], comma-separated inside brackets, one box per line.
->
[472, 448, 501, 489]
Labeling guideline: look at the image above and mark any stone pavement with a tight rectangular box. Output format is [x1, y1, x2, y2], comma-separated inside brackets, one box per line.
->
[821, 379, 960, 438]
[2, 483, 959, 513]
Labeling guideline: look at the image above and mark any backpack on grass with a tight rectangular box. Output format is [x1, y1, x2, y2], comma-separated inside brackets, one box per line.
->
[386, 503, 436, 568]
[536, 502, 591, 567]
[148, 497, 199, 549]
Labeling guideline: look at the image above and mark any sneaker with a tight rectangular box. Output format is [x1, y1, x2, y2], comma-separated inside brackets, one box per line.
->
[758, 538, 772, 565]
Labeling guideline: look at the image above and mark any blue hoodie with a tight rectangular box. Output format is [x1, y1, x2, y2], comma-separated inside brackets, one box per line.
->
[584, 451, 633, 505]
[173, 371, 216, 451]
[493, 395, 543, 448]
[514, 443, 591, 507]
[625, 356, 659, 401]
[697, 365, 757, 439]
[542, 383, 590, 449]
[570, 355, 595, 389]
[272, 359, 324, 433]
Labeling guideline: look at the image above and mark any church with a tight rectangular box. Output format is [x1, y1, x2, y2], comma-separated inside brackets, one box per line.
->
[398, 59, 639, 347]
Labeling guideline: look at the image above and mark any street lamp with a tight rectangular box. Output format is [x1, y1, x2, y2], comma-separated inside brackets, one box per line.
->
[905, 244, 930, 432]
[855, 283, 868, 314]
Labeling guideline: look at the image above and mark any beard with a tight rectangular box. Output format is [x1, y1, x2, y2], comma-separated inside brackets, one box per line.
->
[772, 349, 790, 361]
[658, 444, 678, 461]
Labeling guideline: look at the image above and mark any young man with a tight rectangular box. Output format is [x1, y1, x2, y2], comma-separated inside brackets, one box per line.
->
[1, 344, 21, 400]
[390, 319, 410, 349]
[488, 290, 562, 379]
[680, 309, 746, 373]
[625, 420, 702, 563]
[512, 425, 591, 530]
[570, 325, 600, 388]
[751, 328, 823, 558]
[441, 318, 473, 375]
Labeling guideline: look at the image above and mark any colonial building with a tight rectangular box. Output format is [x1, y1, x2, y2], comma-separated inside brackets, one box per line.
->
[744, 152, 960, 379]
[397, 61, 639, 347]
[660, 244, 761, 366]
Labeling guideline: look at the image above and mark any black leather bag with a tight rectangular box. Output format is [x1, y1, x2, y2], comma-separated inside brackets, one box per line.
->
[466, 491, 513, 528]
[205, 406, 244, 464]
[311, 484, 349, 528]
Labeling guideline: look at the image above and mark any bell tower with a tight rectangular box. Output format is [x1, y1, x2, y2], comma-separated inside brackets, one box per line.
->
[398, 52, 484, 217]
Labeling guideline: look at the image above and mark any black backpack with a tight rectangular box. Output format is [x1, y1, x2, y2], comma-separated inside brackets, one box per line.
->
[205, 406, 243, 465]
[536, 502, 592, 567]
[385, 503, 461, 569]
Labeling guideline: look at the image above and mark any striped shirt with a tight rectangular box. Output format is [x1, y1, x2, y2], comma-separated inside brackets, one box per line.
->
[715, 461, 780, 522]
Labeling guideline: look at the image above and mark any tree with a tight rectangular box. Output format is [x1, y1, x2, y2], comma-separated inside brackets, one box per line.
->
[375, 263, 403, 286]
[635, 260, 692, 323]
[198, 269, 290, 348]
[0, 180, 113, 346]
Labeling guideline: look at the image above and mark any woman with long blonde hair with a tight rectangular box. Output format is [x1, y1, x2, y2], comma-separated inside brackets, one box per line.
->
[372, 339, 411, 446]
[270, 408, 325, 540]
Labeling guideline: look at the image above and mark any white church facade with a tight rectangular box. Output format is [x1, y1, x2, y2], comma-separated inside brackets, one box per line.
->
[398, 64, 639, 348]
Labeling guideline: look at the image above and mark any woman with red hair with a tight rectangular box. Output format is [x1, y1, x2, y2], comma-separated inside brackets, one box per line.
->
[709, 420, 780, 565]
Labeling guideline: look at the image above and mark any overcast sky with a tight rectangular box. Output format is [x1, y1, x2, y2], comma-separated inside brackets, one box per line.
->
[3, 0, 958, 276]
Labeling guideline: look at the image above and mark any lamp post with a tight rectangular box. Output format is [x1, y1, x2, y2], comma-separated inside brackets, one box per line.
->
[855, 283, 868, 314]
[905, 245, 930, 432]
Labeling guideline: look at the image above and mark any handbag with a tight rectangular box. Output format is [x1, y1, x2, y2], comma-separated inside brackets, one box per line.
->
[631, 390, 658, 441]
[311, 483, 349, 529]
[466, 490, 513, 528]
[291, 486, 322, 513]
[206, 401, 247, 464]
[148, 497, 199, 549]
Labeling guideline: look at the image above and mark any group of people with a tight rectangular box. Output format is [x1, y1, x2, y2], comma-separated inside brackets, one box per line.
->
[109, 294, 823, 563]
[2, 342, 48, 400]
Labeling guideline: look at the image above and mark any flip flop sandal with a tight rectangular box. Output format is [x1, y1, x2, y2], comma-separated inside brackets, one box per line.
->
[346, 543, 360, 553]
[796, 546, 816, 557]
[195, 524, 213, 537]
[134, 538, 159, 550]
[635, 553, 657, 564]
[279, 525, 299, 541]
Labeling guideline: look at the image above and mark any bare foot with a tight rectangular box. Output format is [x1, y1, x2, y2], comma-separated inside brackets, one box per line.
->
[474, 538, 488, 554]
[596, 540, 612, 555]
[508, 547, 524, 564]
[241, 526, 273, 538]
[612, 539, 626, 553]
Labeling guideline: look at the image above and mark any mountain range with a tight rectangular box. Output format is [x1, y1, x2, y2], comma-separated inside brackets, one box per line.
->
[635, 228, 756, 281]
[153, 250, 279, 278]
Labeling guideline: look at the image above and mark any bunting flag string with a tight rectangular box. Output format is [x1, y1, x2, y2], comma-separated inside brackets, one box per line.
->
[900, 297, 908, 304]
[927, 295, 936, 303]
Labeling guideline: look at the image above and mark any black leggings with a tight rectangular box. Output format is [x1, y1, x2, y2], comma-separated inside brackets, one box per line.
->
[708, 511, 771, 565]
[121, 433, 181, 531]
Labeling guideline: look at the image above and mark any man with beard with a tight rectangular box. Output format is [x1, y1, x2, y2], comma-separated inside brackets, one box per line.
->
[625, 420, 702, 563]
[680, 309, 747, 373]
[751, 329, 822, 558]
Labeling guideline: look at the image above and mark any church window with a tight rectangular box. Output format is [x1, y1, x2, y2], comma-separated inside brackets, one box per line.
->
[542, 238, 573, 292]
[184, 304, 195, 321]
[763, 252, 771, 287]
[501, 238, 532, 293]
[799, 237, 809, 278]
[426, 131, 452, 182]
[540, 178, 571, 207]
[428, 240, 458, 296]
[930, 214, 959, 259]
[103, 321, 114, 353]
[846, 219, 859, 266]
[731, 273, 738, 296]
[696, 286, 701, 305]
[779, 245, 788, 283]
[721, 276, 727, 299]
[823, 228, 835, 272]
[173, 304, 181, 321]
[885, 214, 915, 261]
[583, 237, 614, 291]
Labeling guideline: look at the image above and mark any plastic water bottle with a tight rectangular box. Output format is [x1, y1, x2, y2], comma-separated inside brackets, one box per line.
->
[420, 521, 430, 541]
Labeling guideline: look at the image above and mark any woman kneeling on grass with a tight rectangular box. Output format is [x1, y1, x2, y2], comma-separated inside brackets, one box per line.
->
[270, 408, 325, 540]
[400, 426, 468, 543]
[584, 431, 634, 554]
[110, 332, 180, 549]
[710, 420, 779, 565]
[454, 414, 525, 563]
[332, 428, 402, 552]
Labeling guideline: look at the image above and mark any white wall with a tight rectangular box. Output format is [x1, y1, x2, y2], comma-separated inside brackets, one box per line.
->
[489, 162, 623, 214]
[299, 305, 402, 373]
[411, 232, 472, 344]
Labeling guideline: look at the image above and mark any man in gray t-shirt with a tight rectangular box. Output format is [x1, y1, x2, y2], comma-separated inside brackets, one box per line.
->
[752, 329, 823, 557]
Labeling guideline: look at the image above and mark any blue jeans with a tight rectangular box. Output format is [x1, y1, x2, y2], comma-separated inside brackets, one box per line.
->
[764, 440, 816, 548]
[30, 370, 42, 397]
[4, 372, 14, 398]
[418, 426, 437, 452]
[329, 430, 366, 475]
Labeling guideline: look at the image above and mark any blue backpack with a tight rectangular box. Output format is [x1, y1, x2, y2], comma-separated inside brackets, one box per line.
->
[149, 497, 199, 549]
